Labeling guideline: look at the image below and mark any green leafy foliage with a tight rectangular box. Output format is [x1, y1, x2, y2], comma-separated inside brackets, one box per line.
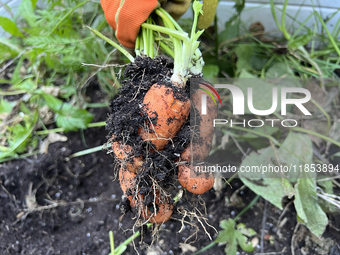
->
[55, 103, 93, 132]
[203, 64, 219, 78]
[0, 111, 38, 160]
[287, 31, 314, 49]
[41, 93, 63, 112]
[24, 35, 90, 49]
[0, 37, 21, 63]
[0, 98, 15, 115]
[0, 0, 117, 162]
[265, 62, 294, 78]
[18, 0, 38, 27]
[41, 93, 93, 131]
[0, 17, 24, 37]
[239, 132, 328, 236]
[294, 171, 328, 236]
[218, 22, 239, 45]
[215, 219, 255, 255]
[235, 44, 270, 75]
[12, 79, 37, 91]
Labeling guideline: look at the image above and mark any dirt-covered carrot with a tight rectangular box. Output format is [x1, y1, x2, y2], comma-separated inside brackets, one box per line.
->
[178, 82, 218, 195]
[181, 83, 218, 162]
[119, 167, 137, 194]
[178, 164, 214, 195]
[112, 135, 143, 173]
[140, 192, 173, 224]
[91, 1, 210, 226]
[119, 168, 173, 223]
[131, 192, 173, 224]
[139, 84, 190, 150]
[135, 2, 205, 152]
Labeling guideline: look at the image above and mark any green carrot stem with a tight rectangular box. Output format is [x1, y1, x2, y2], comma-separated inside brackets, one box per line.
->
[141, 23, 188, 42]
[35, 121, 106, 135]
[155, 8, 184, 32]
[147, 17, 154, 58]
[109, 231, 115, 255]
[86, 26, 134, 62]
[113, 223, 152, 253]
[135, 32, 141, 56]
[142, 25, 148, 55]
[159, 41, 174, 57]
[65, 144, 111, 161]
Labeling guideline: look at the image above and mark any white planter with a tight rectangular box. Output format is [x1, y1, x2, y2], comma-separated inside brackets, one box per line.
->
[0, 0, 21, 18]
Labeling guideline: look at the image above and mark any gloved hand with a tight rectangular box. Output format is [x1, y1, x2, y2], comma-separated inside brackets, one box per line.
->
[101, 0, 191, 49]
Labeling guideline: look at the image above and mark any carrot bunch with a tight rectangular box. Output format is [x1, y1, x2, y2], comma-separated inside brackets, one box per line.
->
[90, 1, 217, 224]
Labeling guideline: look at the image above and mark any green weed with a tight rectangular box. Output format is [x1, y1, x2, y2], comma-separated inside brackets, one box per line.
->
[0, 0, 119, 162]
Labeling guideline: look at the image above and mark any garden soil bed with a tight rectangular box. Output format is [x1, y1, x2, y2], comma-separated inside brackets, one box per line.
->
[1, 83, 340, 255]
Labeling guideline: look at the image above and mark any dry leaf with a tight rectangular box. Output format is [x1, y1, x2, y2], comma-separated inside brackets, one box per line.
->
[179, 243, 197, 253]
[39, 133, 68, 154]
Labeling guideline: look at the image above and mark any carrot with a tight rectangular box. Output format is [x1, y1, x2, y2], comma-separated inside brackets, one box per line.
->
[139, 83, 190, 151]
[179, 83, 217, 195]
[92, 1, 210, 227]
[119, 168, 173, 223]
[178, 164, 214, 195]
[113, 83, 191, 170]
[129, 192, 173, 224]
[119, 167, 137, 194]
[130, 193, 173, 224]
[112, 135, 143, 173]
[119, 167, 148, 213]
[181, 83, 218, 162]
[140, 192, 173, 224]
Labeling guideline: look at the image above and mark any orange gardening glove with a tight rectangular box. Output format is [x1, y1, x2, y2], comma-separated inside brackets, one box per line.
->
[101, 0, 191, 49]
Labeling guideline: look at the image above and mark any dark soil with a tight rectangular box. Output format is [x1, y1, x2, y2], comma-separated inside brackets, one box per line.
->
[0, 121, 293, 255]
[1, 57, 340, 255]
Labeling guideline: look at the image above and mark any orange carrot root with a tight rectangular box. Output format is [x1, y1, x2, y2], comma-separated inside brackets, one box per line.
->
[119, 167, 137, 194]
[119, 167, 173, 223]
[140, 194, 174, 224]
[139, 83, 190, 150]
[112, 137, 143, 173]
[178, 164, 214, 195]
[181, 84, 218, 162]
